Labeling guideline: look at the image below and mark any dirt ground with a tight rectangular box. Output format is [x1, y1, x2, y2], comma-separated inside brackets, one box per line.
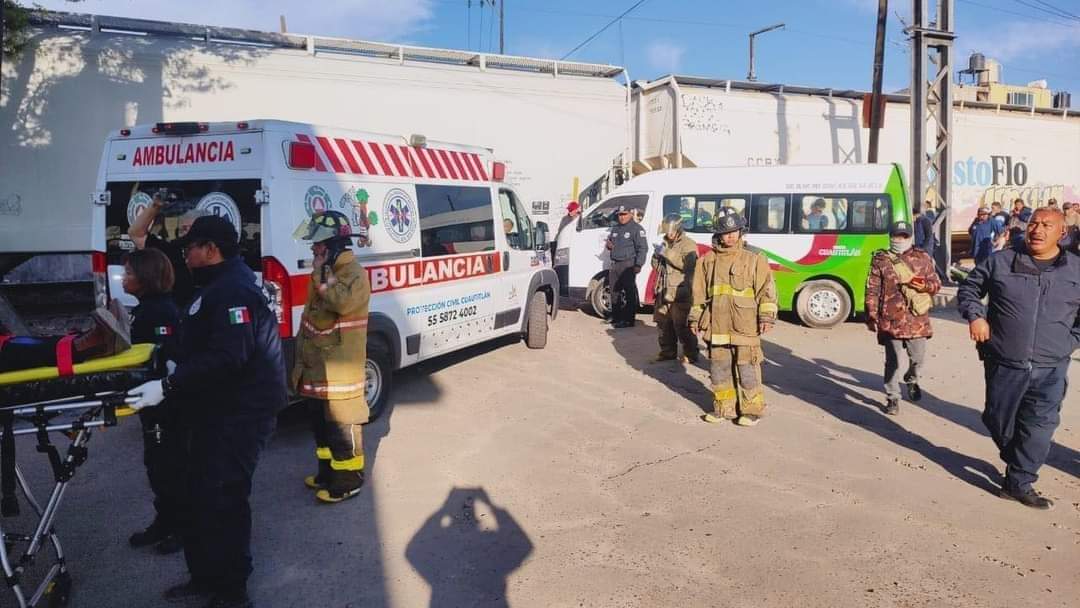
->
[7, 306, 1079, 607]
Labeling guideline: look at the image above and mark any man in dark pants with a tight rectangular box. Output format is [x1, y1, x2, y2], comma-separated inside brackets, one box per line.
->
[130, 216, 286, 607]
[957, 208, 1079, 510]
[606, 206, 648, 328]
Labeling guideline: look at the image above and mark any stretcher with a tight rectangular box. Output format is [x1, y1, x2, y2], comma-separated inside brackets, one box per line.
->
[0, 343, 162, 608]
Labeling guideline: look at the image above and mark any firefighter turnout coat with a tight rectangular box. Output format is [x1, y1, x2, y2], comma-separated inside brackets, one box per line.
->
[292, 249, 371, 401]
[689, 242, 778, 346]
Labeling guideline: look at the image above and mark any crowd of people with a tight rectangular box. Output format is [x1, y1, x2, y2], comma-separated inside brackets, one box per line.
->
[2, 189, 1077, 606]
[593, 198, 1077, 510]
[2, 196, 374, 608]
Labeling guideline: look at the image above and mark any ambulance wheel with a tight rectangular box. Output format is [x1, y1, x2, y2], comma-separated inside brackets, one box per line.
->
[365, 337, 393, 422]
[46, 571, 72, 607]
[587, 275, 611, 319]
[525, 291, 549, 349]
[795, 280, 851, 329]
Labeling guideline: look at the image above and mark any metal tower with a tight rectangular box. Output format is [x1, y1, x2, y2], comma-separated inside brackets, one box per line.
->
[910, 0, 955, 274]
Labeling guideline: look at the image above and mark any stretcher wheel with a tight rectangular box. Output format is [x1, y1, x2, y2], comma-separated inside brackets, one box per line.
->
[46, 571, 72, 608]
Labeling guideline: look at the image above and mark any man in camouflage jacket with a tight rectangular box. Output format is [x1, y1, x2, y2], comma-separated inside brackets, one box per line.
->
[864, 220, 941, 415]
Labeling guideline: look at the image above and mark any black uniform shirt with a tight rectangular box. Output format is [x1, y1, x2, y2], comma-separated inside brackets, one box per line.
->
[169, 257, 286, 420]
[130, 292, 180, 360]
[608, 220, 648, 266]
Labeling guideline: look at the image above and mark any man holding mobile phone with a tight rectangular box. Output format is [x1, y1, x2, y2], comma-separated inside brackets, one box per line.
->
[864, 221, 941, 415]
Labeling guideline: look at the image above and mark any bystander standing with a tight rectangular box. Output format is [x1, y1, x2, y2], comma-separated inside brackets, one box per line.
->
[957, 207, 1080, 510]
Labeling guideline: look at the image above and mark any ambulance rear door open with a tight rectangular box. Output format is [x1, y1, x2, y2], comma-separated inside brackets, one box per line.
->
[101, 124, 266, 307]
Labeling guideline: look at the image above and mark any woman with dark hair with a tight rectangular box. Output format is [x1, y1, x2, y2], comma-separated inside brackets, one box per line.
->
[122, 248, 188, 556]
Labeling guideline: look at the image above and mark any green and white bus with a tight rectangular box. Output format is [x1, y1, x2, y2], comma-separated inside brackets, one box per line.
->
[563, 164, 911, 328]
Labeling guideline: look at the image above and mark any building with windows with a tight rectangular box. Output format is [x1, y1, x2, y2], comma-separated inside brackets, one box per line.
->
[954, 55, 1063, 109]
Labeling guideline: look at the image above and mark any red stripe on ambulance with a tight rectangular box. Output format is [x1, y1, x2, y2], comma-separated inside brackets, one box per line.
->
[351, 140, 378, 174]
[315, 136, 346, 173]
[335, 138, 362, 173]
[295, 134, 327, 172]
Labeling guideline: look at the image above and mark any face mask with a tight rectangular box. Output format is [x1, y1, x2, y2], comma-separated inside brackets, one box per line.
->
[890, 238, 913, 254]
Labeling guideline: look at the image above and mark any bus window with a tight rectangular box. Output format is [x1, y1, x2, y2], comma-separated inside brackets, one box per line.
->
[749, 195, 788, 233]
[583, 194, 650, 230]
[661, 195, 747, 233]
[848, 196, 891, 233]
[797, 196, 848, 232]
[416, 185, 496, 256]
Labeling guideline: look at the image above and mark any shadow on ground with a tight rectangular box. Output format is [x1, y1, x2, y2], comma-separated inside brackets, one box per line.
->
[406, 487, 532, 608]
[762, 341, 1003, 495]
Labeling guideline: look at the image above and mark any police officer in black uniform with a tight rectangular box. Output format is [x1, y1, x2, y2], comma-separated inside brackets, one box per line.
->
[122, 248, 187, 555]
[606, 206, 648, 328]
[131, 215, 286, 608]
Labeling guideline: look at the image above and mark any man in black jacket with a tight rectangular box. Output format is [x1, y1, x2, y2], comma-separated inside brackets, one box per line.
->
[957, 208, 1080, 510]
[130, 215, 286, 608]
[605, 206, 648, 328]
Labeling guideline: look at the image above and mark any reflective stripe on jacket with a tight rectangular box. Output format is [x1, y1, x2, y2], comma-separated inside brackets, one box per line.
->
[688, 242, 778, 346]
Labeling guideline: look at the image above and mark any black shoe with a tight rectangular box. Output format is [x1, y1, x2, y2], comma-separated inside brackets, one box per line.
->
[164, 579, 213, 603]
[129, 521, 169, 548]
[907, 382, 922, 401]
[612, 321, 635, 329]
[316, 470, 365, 504]
[882, 398, 899, 416]
[154, 534, 184, 555]
[204, 592, 253, 608]
[999, 486, 1054, 510]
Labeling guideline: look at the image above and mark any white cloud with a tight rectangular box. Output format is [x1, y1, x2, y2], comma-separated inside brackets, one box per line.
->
[646, 40, 685, 74]
[960, 20, 1080, 63]
[28, 0, 436, 42]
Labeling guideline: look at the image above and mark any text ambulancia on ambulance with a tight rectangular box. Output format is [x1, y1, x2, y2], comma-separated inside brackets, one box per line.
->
[96, 120, 558, 416]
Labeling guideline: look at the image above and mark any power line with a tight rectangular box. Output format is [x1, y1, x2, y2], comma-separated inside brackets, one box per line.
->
[955, 0, 1078, 27]
[560, 0, 653, 60]
[1012, 0, 1080, 21]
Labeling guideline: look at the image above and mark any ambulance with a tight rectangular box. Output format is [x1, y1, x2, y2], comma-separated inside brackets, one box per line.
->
[564, 164, 911, 328]
[96, 120, 559, 417]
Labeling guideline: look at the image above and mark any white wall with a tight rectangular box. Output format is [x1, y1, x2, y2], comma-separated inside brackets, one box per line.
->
[0, 29, 628, 252]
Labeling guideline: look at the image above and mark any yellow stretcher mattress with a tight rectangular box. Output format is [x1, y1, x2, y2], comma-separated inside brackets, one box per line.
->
[0, 343, 156, 386]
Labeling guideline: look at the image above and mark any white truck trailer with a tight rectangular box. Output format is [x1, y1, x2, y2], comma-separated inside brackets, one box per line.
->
[624, 76, 1080, 234]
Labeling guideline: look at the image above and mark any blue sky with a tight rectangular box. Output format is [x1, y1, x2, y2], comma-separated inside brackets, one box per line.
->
[33, 0, 1080, 95]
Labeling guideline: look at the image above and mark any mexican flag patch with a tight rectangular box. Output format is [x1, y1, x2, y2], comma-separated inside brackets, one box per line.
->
[228, 306, 251, 325]
[154, 325, 173, 336]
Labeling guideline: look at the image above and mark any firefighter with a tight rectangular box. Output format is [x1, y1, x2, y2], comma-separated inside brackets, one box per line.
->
[689, 211, 778, 426]
[129, 215, 286, 608]
[651, 213, 699, 363]
[290, 210, 371, 504]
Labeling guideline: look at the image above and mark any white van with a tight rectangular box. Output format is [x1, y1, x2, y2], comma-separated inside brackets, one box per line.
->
[563, 164, 910, 328]
[96, 120, 558, 415]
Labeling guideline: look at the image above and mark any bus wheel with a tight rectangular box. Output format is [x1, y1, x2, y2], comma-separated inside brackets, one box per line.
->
[365, 336, 393, 422]
[587, 275, 611, 319]
[796, 280, 851, 329]
[525, 291, 549, 349]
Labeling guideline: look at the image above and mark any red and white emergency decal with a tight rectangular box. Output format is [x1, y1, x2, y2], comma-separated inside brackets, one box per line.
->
[367, 252, 501, 294]
[296, 133, 490, 183]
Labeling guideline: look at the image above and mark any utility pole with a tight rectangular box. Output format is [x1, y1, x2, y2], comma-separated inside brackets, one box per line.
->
[910, 0, 955, 278]
[499, 0, 504, 54]
[747, 23, 784, 82]
[868, 0, 888, 163]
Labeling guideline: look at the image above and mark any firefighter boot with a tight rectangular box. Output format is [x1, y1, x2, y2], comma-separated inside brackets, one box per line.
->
[316, 454, 365, 503]
[304, 447, 332, 490]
